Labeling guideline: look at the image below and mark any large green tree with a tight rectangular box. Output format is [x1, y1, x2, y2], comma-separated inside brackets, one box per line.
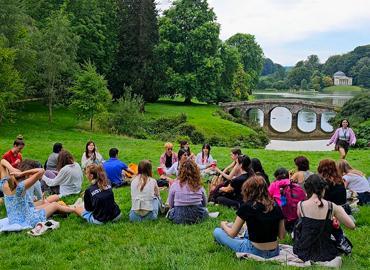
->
[226, 33, 264, 89]
[0, 41, 24, 122]
[357, 65, 370, 88]
[156, 0, 223, 103]
[69, 62, 112, 130]
[110, 0, 159, 101]
[35, 8, 79, 122]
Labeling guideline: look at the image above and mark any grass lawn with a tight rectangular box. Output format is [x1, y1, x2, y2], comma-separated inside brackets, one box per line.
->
[0, 102, 369, 269]
[322, 85, 364, 92]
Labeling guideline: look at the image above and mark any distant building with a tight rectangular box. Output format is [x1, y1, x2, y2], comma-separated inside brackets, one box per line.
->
[333, 71, 352, 86]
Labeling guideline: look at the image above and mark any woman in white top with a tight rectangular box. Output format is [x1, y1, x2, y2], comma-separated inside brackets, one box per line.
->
[81, 141, 104, 170]
[195, 144, 214, 171]
[130, 160, 160, 222]
[337, 159, 370, 205]
[42, 150, 83, 202]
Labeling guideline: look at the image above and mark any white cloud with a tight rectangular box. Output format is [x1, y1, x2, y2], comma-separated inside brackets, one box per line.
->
[157, 0, 370, 64]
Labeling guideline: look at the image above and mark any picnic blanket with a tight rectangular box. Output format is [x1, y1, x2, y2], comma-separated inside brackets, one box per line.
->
[0, 218, 32, 232]
[236, 244, 342, 268]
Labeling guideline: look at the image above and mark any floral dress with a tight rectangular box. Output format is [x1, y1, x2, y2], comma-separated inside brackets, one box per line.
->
[0, 178, 46, 227]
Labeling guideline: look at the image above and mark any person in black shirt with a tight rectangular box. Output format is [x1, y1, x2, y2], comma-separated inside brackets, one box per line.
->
[213, 175, 285, 258]
[73, 164, 121, 224]
[214, 155, 254, 209]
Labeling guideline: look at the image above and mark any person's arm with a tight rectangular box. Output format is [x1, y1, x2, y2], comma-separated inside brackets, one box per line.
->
[220, 216, 244, 238]
[159, 153, 166, 168]
[223, 161, 235, 173]
[81, 154, 88, 169]
[121, 162, 134, 175]
[0, 159, 20, 174]
[83, 189, 94, 212]
[334, 203, 355, 229]
[21, 168, 45, 190]
[349, 128, 356, 145]
[168, 184, 176, 208]
[201, 187, 207, 207]
[154, 181, 160, 197]
[42, 166, 67, 186]
[278, 219, 286, 240]
[327, 129, 339, 145]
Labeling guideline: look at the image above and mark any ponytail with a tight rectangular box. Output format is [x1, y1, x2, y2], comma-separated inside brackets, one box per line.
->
[86, 164, 109, 190]
[137, 160, 152, 192]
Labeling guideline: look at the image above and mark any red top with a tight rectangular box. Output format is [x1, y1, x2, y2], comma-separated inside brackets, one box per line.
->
[2, 150, 22, 168]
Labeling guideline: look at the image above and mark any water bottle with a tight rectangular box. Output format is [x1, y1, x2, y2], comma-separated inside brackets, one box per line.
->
[280, 188, 287, 207]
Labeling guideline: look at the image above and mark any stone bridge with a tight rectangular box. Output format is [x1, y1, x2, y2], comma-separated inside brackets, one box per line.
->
[219, 99, 338, 140]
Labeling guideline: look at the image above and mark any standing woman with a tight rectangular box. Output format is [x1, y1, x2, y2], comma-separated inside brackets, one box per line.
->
[327, 119, 356, 159]
[2, 136, 25, 169]
[81, 140, 104, 170]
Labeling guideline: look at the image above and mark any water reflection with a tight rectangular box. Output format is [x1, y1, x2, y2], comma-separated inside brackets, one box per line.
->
[270, 107, 292, 132]
[298, 110, 316, 132]
[321, 112, 336, 132]
[248, 108, 264, 127]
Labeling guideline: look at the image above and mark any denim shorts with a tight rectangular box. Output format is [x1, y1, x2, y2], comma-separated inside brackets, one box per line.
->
[82, 211, 103, 225]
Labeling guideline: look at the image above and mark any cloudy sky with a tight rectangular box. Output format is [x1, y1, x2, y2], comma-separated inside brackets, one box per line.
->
[157, 0, 370, 66]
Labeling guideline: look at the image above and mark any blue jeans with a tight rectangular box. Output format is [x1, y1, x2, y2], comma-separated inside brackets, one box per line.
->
[82, 211, 122, 225]
[129, 198, 160, 222]
[213, 228, 279, 258]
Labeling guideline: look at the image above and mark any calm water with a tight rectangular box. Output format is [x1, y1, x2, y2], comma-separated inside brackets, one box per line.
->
[250, 90, 357, 150]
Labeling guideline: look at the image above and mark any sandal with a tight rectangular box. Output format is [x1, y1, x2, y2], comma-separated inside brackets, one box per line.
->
[27, 220, 60, 236]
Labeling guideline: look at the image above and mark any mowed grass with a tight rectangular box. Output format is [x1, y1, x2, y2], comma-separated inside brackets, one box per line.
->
[322, 85, 364, 92]
[0, 102, 369, 269]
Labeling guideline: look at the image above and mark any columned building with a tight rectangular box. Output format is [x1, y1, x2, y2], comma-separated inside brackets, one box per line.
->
[333, 71, 352, 86]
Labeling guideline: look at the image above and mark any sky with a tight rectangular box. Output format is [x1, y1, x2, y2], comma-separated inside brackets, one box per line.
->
[157, 0, 370, 66]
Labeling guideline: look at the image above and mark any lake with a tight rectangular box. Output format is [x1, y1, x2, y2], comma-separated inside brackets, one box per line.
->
[251, 90, 357, 151]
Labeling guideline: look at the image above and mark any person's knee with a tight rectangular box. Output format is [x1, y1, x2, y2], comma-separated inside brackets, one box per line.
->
[213, 227, 223, 241]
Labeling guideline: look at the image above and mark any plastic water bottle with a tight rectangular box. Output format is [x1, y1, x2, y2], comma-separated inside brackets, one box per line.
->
[280, 188, 287, 206]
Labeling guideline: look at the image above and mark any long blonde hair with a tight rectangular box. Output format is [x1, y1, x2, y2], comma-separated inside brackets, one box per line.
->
[137, 160, 153, 191]
[337, 159, 364, 177]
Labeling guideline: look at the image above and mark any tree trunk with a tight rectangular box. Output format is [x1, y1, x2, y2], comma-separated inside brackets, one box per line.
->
[184, 96, 192, 104]
[48, 93, 52, 123]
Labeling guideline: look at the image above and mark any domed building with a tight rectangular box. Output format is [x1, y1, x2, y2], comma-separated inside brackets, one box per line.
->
[333, 71, 352, 86]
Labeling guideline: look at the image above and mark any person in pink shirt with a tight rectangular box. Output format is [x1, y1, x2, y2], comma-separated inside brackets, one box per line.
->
[327, 119, 356, 159]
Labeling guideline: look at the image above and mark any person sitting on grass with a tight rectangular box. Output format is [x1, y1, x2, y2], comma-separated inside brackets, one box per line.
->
[81, 140, 104, 170]
[103, 148, 134, 188]
[251, 158, 269, 185]
[159, 142, 178, 170]
[2, 136, 25, 169]
[130, 160, 160, 222]
[73, 164, 121, 224]
[290, 156, 312, 189]
[213, 175, 285, 258]
[167, 159, 208, 224]
[293, 174, 355, 262]
[161, 149, 188, 179]
[41, 150, 83, 202]
[45, 142, 63, 171]
[195, 143, 214, 171]
[213, 155, 255, 209]
[0, 160, 75, 228]
[213, 148, 243, 181]
[179, 140, 195, 160]
[337, 159, 370, 205]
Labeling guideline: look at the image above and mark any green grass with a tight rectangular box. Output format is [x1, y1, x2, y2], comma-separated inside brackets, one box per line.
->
[145, 99, 257, 141]
[0, 102, 369, 269]
[322, 85, 364, 92]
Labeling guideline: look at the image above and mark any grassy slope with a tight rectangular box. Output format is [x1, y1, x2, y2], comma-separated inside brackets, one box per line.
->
[322, 85, 364, 92]
[0, 102, 369, 269]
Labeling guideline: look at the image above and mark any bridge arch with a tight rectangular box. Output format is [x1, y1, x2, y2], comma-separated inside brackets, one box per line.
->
[219, 99, 337, 140]
[297, 109, 317, 133]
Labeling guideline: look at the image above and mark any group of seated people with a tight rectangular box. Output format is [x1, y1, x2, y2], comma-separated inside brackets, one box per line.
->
[0, 136, 369, 264]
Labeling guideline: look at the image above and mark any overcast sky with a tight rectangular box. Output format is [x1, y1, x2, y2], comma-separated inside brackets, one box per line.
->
[157, 0, 370, 66]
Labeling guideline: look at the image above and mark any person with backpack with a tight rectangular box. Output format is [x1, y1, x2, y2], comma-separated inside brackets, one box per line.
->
[268, 168, 306, 232]
[293, 174, 355, 262]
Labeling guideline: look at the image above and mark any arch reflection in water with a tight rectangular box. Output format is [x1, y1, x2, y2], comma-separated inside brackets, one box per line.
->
[248, 108, 264, 127]
[297, 109, 316, 132]
[270, 107, 292, 132]
[321, 112, 336, 132]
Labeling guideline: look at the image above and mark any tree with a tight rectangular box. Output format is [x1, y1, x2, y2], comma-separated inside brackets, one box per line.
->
[357, 65, 370, 88]
[226, 33, 264, 89]
[35, 8, 79, 122]
[300, 79, 308, 90]
[322, 76, 333, 87]
[156, 0, 222, 103]
[232, 65, 251, 100]
[110, 0, 159, 101]
[69, 62, 112, 130]
[287, 66, 311, 88]
[0, 41, 24, 122]
[66, 0, 119, 76]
